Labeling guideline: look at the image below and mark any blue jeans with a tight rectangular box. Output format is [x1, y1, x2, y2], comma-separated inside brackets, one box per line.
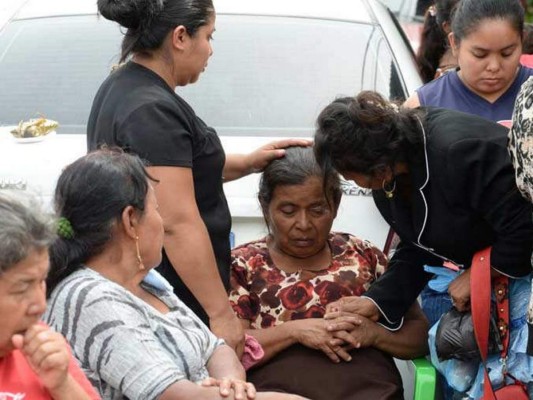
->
[421, 285, 455, 400]
[420, 285, 453, 327]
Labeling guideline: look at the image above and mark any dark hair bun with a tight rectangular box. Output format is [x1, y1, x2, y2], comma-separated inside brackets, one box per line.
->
[97, 0, 165, 29]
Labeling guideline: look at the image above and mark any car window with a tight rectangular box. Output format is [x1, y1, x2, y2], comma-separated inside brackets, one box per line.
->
[180, 15, 404, 137]
[0, 14, 406, 135]
[0, 16, 121, 133]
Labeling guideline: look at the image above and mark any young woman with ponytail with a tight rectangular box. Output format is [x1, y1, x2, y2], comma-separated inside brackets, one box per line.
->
[416, 0, 459, 83]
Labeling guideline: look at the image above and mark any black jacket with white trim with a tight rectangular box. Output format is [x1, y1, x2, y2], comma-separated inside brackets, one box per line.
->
[363, 107, 533, 329]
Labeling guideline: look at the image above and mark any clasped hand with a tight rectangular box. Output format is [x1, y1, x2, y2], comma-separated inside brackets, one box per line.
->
[293, 318, 355, 363]
[325, 296, 379, 321]
[324, 312, 379, 351]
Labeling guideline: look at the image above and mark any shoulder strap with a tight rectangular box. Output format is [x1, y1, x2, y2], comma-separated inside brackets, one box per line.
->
[470, 247, 497, 399]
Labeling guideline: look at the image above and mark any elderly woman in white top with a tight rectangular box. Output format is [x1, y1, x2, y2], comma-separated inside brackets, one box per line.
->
[44, 149, 306, 400]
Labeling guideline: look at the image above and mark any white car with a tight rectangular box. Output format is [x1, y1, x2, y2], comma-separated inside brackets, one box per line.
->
[0, 0, 422, 249]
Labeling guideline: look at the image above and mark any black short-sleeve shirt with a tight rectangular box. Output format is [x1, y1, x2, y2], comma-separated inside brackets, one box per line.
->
[87, 62, 231, 323]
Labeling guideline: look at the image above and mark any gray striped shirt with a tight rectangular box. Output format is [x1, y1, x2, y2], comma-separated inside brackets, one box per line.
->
[45, 268, 223, 400]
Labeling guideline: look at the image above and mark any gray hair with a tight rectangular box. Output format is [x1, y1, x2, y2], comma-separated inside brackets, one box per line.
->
[258, 146, 342, 220]
[0, 191, 56, 273]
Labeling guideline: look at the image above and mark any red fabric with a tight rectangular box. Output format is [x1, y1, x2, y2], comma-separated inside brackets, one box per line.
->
[520, 54, 533, 68]
[470, 248, 528, 400]
[471, 248, 492, 362]
[0, 347, 100, 399]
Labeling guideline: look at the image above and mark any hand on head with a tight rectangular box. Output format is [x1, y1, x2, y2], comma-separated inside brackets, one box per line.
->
[12, 324, 71, 392]
[247, 139, 312, 174]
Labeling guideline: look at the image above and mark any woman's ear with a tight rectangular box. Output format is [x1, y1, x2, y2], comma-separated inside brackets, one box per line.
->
[374, 165, 394, 183]
[171, 25, 188, 51]
[442, 21, 451, 35]
[448, 32, 458, 57]
[121, 205, 139, 240]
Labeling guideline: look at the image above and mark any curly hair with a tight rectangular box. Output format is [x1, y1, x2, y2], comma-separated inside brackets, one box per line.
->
[313, 91, 425, 179]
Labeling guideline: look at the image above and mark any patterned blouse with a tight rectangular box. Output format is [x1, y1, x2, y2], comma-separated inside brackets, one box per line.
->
[509, 76, 533, 203]
[509, 77, 533, 328]
[229, 232, 387, 329]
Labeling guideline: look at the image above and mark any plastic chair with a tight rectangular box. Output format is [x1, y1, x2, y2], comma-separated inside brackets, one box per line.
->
[396, 357, 436, 400]
[412, 357, 436, 400]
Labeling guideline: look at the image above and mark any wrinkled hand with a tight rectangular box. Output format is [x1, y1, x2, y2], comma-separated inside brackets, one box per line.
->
[324, 296, 379, 322]
[326, 314, 379, 350]
[201, 376, 256, 399]
[246, 139, 312, 174]
[448, 268, 471, 312]
[293, 318, 352, 363]
[210, 312, 245, 358]
[12, 324, 71, 391]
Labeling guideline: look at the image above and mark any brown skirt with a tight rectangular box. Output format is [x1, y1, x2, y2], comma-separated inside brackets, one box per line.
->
[247, 344, 404, 400]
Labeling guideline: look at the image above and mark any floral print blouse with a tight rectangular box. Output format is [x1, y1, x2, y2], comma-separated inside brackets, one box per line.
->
[229, 232, 387, 329]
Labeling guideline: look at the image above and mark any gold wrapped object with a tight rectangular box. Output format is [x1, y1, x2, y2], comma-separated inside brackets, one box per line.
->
[10, 118, 59, 138]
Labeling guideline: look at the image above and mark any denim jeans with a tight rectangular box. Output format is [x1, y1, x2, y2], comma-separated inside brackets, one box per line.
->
[420, 285, 453, 327]
[421, 285, 455, 400]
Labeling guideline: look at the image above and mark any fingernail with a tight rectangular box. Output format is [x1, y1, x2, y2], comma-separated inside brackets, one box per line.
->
[347, 357, 352, 362]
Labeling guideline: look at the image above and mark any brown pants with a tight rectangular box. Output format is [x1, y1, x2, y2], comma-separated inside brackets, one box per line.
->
[247, 344, 404, 400]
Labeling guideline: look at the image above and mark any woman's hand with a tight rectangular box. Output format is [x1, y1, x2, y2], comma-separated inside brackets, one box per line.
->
[326, 314, 379, 350]
[447, 268, 471, 312]
[245, 139, 312, 174]
[11, 324, 71, 392]
[201, 376, 256, 399]
[210, 312, 245, 358]
[293, 319, 352, 363]
[324, 296, 379, 321]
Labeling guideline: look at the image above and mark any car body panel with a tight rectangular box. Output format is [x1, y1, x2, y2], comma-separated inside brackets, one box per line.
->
[0, 0, 422, 249]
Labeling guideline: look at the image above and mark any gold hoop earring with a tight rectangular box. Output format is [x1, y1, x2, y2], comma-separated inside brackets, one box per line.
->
[135, 236, 144, 270]
[382, 179, 396, 199]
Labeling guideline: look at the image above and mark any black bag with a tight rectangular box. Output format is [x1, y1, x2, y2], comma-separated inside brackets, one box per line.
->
[435, 307, 502, 361]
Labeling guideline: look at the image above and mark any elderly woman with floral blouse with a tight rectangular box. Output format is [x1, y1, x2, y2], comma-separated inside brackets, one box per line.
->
[229, 147, 429, 400]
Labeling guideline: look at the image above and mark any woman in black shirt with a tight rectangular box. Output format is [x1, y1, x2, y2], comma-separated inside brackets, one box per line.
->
[313, 91, 532, 334]
[88, 0, 307, 355]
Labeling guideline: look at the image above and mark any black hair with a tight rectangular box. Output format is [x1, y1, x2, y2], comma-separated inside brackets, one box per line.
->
[523, 23, 533, 54]
[47, 148, 155, 296]
[258, 146, 342, 227]
[313, 91, 424, 179]
[451, 0, 524, 45]
[97, 0, 214, 62]
[416, 0, 460, 83]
